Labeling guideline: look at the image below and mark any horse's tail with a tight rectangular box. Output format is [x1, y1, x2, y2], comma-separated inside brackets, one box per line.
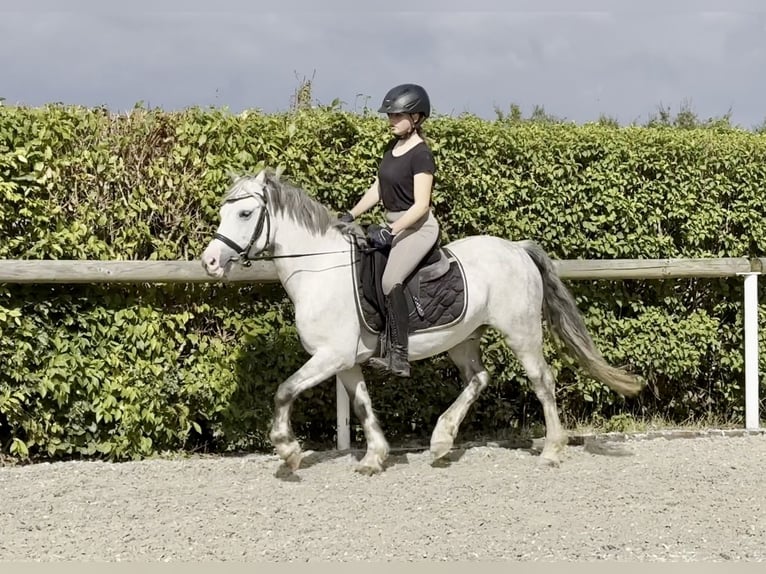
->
[520, 240, 643, 397]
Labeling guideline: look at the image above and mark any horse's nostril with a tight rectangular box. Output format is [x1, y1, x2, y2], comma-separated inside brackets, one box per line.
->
[201, 254, 217, 270]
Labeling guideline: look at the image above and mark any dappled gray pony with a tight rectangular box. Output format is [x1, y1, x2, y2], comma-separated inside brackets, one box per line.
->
[201, 169, 643, 474]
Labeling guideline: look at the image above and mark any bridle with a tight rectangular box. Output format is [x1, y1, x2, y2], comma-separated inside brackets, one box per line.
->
[212, 183, 354, 266]
[213, 187, 272, 265]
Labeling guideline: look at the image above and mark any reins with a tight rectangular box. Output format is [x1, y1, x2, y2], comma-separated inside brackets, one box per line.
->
[239, 247, 355, 266]
[214, 178, 378, 267]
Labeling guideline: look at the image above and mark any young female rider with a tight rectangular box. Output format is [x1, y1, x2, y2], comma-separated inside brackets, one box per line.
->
[339, 83, 439, 378]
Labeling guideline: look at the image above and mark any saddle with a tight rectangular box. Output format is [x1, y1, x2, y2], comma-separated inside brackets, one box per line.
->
[347, 230, 468, 335]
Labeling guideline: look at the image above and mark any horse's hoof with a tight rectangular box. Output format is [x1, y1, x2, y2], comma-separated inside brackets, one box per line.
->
[355, 454, 383, 475]
[285, 450, 303, 471]
[355, 463, 382, 476]
[537, 455, 560, 468]
[430, 441, 453, 460]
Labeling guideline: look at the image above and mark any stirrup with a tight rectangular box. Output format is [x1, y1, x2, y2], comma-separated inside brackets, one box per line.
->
[367, 355, 410, 377]
[390, 362, 410, 378]
[388, 347, 411, 378]
[367, 355, 391, 371]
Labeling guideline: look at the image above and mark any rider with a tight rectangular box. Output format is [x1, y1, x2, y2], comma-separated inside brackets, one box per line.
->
[339, 83, 439, 378]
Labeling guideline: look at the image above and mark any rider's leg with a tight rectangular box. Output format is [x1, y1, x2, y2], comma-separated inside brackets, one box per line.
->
[368, 211, 439, 377]
[368, 282, 410, 377]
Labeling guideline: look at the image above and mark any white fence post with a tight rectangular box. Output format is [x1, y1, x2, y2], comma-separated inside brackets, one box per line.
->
[336, 376, 350, 450]
[743, 272, 760, 430]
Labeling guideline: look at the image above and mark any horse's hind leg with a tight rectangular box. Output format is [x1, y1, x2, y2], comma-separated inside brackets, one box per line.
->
[337, 366, 389, 475]
[430, 331, 490, 460]
[504, 329, 568, 467]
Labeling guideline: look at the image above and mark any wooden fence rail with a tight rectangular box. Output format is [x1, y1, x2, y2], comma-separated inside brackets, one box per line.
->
[0, 257, 762, 447]
[0, 257, 763, 283]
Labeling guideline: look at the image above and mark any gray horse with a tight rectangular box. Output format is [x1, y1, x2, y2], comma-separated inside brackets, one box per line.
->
[201, 169, 643, 474]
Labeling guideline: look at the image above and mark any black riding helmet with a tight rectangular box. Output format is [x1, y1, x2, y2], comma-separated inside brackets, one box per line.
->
[377, 83, 431, 119]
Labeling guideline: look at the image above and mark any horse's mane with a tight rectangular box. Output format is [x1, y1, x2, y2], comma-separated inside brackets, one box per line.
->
[263, 171, 336, 235]
[226, 169, 361, 237]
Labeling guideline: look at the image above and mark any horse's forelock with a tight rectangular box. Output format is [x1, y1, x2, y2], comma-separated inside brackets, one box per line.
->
[262, 170, 281, 195]
[222, 171, 270, 203]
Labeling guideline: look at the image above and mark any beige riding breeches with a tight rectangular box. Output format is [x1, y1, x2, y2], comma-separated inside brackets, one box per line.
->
[381, 210, 440, 295]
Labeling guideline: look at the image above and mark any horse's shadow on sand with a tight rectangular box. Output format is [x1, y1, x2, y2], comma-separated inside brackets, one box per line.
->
[272, 449, 349, 481]
[272, 434, 635, 481]
[425, 437, 546, 469]
[271, 437, 551, 481]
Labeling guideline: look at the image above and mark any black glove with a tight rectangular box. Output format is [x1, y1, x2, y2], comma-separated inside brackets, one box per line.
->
[338, 211, 355, 223]
[367, 224, 394, 248]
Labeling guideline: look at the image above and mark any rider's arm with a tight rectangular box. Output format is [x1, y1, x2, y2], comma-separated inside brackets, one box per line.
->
[349, 178, 381, 219]
[390, 172, 432, 235]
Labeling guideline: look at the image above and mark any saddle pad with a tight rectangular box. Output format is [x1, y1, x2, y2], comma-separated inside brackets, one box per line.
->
[352, 244, 468, 334]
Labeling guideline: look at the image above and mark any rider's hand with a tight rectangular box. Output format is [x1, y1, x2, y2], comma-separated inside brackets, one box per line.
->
[367, 225, 394, 248]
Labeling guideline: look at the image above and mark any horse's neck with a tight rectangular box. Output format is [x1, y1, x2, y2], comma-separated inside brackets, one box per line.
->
[270, 215, 351, 286]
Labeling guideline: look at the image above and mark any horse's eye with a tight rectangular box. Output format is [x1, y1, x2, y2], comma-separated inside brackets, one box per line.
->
[239, 210, 253, 219]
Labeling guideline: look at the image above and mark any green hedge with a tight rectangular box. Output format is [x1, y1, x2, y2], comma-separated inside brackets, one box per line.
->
[1, 103, 765, 460]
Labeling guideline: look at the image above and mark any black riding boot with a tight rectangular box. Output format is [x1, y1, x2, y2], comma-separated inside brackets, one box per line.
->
[368, 284, 411, 378]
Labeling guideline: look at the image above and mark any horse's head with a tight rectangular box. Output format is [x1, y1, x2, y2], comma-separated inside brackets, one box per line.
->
[201, 169, 275, 278]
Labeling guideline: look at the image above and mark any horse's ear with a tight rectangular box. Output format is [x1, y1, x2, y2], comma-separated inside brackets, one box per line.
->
[227, 169, 239, 183]
[258, 166, 283, 190]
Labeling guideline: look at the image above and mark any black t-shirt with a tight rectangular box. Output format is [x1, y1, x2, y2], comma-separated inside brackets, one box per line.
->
[377, 139, 437, 212]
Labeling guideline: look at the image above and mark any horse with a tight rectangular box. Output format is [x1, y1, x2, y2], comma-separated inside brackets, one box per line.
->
[200, 169, 643, 474]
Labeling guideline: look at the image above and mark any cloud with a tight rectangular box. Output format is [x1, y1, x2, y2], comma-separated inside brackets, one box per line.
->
[1, 5, 765, 127]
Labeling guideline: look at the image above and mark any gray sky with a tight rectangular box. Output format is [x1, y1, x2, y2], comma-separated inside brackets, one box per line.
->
[2, 0, 766, 128]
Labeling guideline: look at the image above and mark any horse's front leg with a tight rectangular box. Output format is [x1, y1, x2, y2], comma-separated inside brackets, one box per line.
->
[337, 365, 389, 475]
[269, 351, 346, 471]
